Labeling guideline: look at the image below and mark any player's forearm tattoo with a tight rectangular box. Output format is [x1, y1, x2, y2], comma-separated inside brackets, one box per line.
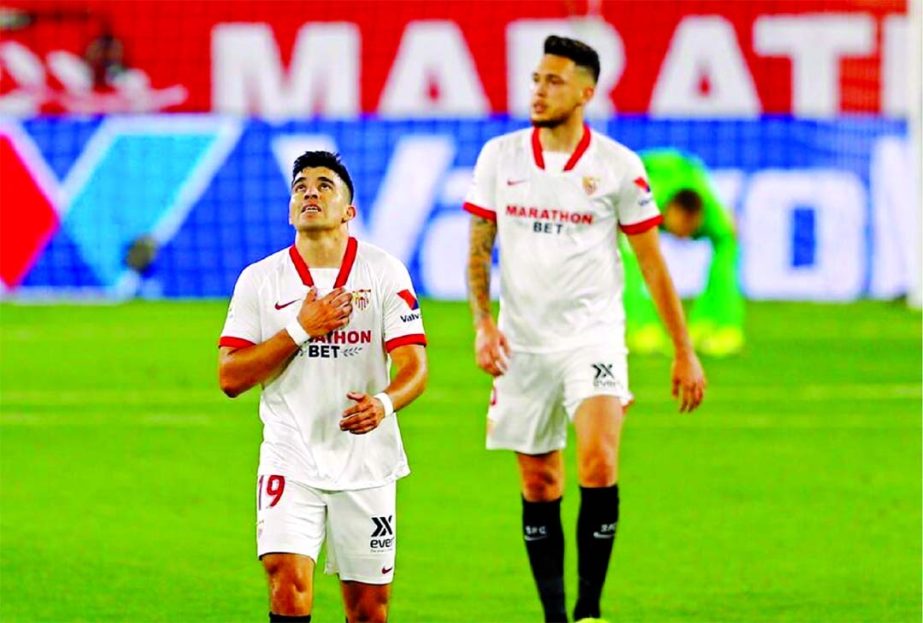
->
[467, 216, 497, 324]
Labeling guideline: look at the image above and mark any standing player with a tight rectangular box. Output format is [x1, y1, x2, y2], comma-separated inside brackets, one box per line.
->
[622, 148, 744, 357]
[465, 36, 706, 623]
[218, 151, 427, 623]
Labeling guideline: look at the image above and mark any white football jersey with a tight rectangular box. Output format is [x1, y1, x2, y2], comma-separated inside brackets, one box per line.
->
[464, 125, 662, 352]
[219, 238, 426, 491]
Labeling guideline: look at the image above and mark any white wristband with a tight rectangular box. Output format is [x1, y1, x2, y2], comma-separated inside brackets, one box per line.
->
[374, 392, 395, 418]
[285, 319, 310, 346]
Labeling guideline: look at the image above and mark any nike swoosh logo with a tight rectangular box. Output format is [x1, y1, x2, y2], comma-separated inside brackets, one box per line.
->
[592, 532, 615, 539]
[274, 299, 300, 310]
[506, 179, 527, 186]
[381, 566, 394, 574]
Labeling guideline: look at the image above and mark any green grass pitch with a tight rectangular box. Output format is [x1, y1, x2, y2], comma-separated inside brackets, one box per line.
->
[1, 300, 920, 622]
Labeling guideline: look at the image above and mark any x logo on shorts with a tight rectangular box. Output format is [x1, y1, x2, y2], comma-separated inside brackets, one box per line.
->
[592, 363, 614, 380]
[371, 515, 394, 537]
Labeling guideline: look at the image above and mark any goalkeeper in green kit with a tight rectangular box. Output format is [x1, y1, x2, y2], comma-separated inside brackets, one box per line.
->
[621, 149, 745, 357]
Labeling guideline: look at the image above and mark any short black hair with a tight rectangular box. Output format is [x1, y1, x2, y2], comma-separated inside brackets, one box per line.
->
[291, 151, 354, 202]
[544, 35, 600, 83]
[670, 188, 703, 215]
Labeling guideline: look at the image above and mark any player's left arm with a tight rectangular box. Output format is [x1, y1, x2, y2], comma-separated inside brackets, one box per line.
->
[626, 227, 707, 412]
[340, 344, 428, 435]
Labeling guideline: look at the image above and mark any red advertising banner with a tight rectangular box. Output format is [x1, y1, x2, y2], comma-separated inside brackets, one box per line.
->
[0, 0, 909, 117]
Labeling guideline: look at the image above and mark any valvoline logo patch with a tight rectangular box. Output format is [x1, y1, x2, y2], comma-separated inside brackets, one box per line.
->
[633, 177, 651, 192]
[397, 289, 419, 310]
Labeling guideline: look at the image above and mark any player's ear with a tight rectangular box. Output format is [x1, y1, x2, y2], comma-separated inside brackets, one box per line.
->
[343, 204, 356, 223]
[581, 84, 596, 105]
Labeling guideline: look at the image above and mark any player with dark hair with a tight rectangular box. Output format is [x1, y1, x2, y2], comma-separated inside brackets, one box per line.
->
[218, 150, 428, 623]
[623, 149, 745, 357]
[465, 36, 706, 623]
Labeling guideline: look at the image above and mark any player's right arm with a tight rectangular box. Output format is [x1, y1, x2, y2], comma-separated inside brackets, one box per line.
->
[464, 138, 510, 377]
[218, 287, 352, 397]
[468, 215, 510, 377]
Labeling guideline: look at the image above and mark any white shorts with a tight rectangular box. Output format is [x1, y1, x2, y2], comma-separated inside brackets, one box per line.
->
[486, 344, 632, 455]
[256, 474, 396, 585]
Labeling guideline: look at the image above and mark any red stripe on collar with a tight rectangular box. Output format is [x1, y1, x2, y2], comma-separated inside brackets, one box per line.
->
[530, 127, 545, 169]
[531, 124, 592, 171]
[563, 125, 592, 171]
[288, 236, 358, 288]
[334, 236, 358, 288]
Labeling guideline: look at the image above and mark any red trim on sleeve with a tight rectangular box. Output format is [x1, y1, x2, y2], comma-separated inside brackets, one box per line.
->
[563, 125, 592, 171]
[385, 334, 427, 352]
[620, 214, 663, 235]
[530, 127, 545, 169]
[289, 245, 314, 286]
[333, 237, 358, 288]
[218, 336, 256, 349]
[463, 202, 497, 222]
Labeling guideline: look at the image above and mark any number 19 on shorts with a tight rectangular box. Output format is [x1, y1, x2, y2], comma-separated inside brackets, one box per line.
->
[257, 474, 286, 510]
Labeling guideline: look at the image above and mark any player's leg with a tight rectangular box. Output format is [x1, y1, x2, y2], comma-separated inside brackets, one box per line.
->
[563, 347, 631, 622]
[517, 450, 567, 623]
[572, 396, 625, 622]
[262, 554, 316, 620]
[340, 581, 390, 623]
[256, 475, 326, 621]
[326, 483, 396, 623]
[487, 351, 569, 622]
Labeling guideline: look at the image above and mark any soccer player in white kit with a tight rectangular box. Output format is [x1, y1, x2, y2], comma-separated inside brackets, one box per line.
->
[218, 151, 428, 623]
[465, 36, 706, 623]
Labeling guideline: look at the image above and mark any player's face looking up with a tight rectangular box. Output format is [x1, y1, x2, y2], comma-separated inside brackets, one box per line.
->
[288, 166, 356, 233]
[530, 54, 595, 128]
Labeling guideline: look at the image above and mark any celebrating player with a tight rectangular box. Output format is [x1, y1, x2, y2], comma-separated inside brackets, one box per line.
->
[622, 148, 745, 357]
[218, 151, 427, 623]
[464, 36, 706, 623]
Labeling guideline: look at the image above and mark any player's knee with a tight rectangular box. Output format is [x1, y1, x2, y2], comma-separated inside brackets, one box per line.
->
[347, 593, 388, 623]
[578, 448, 617, 487]
[266, 561, 311, 609]
[522, 466, 563, 500]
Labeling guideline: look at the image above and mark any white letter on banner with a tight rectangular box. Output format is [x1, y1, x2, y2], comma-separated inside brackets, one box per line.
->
[507, 18, 622, 118]
[649, 17, 760, 118]
[419, 212, 501, 300]
[754, 15, 874, 117]
[362, 136, 455, 262]
[869, 136, 918, 298]
[741, 170, 866, 300]
[882, 16, 908, 118]
[379, 21, 489, 117]
[212, 23, 359, 118]
[419, 213, 469, 299]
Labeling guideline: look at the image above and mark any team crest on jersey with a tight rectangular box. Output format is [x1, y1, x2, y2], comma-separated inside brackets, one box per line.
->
[352, 289, 371, 311]
[582, 175, 599, 195]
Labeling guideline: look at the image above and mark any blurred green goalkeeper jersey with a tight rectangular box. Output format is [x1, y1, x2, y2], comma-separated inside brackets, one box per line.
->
[640, 149, 735, 244]
[622, 149, 744, 348]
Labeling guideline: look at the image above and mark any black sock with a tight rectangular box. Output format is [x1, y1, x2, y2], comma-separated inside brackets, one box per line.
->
[574, 484, 620, 620]
[523, 496, 567, 623]
[269, 614, 311, 622]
